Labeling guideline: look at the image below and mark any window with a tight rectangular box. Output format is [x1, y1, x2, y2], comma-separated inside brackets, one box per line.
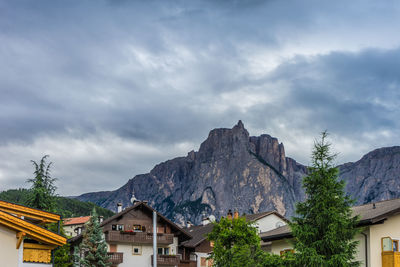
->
[200, 257, 213, 267]
[280, 249, 294, 257]
[157, 247, 170, 255]
[133, 225, 142, 232]
[394, 240, 399, 252]
[112, 224, 124, 231]
[132, 246, 142, 255]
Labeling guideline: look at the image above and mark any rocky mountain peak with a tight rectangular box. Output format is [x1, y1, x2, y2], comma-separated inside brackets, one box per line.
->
[197, 121, 250, 162]
[76, 123, 400, 226]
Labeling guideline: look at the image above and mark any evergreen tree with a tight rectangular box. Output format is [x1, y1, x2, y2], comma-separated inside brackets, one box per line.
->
[208, 216, 284, 267]
[26, 155, 57, 212]
[79, 208, 110, 267]
[290, 131, 360, 266]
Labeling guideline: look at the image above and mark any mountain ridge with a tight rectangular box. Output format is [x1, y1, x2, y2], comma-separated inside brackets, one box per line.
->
[76, 121, 400, 225]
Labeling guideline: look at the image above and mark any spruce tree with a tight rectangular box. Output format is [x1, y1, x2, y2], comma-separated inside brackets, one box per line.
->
[79, 208, 110, 267]
[26, 155, 57, 212]
[290, 132, 360, 267]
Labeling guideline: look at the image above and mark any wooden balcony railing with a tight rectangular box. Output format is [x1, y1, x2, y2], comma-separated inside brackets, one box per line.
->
[107, 252, 123, 265]
[179, 259, 197, 267]
[151, 255, 180, 266]
[105, 231, 174, 245]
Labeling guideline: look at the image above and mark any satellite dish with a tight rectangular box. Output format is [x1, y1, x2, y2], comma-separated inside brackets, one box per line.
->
[275, 221, 284, 228]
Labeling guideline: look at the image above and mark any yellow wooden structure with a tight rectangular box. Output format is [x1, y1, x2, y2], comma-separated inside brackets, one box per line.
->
[0, 200, 66, 264]
[382, 237, 400, 267]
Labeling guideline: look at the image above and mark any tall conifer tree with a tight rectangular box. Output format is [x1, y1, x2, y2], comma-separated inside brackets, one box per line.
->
[26, 155, 57, 212]
[79, 208, 110, 267]
[290, 132, 360, 266]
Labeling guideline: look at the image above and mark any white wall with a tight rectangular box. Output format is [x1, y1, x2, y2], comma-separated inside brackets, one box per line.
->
[254, 214, 287, 233]
[354, 232, 367, 267]
[116, 244, 154, 267]
[270, 239, 293, 255]
[110, 240, 179, 267]
[368, 213, 400, 267]
[0, 224, 19, 267]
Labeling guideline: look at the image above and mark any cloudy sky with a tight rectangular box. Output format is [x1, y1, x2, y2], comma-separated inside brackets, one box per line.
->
[1, 0, 399, 196]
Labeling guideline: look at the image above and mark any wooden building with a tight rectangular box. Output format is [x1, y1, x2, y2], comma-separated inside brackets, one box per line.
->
[70, 201, 192, 267]
[0, 200, 66, 267]
[63, 216, 91, 237]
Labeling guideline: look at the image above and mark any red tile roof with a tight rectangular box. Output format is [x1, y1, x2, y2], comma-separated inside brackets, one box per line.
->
[64, 216, 91, 226]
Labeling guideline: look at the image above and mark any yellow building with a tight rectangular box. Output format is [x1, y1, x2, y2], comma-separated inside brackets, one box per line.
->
[0, 200, 66, 266]
[260, 198, 400, 267]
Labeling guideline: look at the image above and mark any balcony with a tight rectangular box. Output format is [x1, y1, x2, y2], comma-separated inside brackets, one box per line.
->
[179, 260, 197, 267]
[151, 255, 180, 266]
[107, 252, 123, 265]
[105, 231, 174, 245]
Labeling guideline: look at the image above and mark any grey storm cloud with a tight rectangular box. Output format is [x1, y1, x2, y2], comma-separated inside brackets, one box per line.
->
[1, 0, 400, 195]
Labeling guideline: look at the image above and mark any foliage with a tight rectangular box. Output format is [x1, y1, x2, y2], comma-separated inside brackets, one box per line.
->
[55, 196, 114, 219]
[0, 189, 114, 219]
[79, 208, 111, 267]
[26, 155, 57, 212]
[207, 216, 285, 267]
[290, 131, 360, 267]
[48, 221, 73, 267]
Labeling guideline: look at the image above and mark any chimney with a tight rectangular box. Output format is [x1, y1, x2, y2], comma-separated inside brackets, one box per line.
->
[234, 210, 239, 219]
[99, 216, 104, 223]
[373, 203, 376, 209]
[227, 210, 233, 220]
[117, 203, 123, 213]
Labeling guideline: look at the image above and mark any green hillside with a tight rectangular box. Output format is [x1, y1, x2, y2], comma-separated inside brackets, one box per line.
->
[0, 188, 114, 219]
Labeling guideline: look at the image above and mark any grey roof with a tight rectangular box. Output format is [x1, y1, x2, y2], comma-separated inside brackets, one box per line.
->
[181, 223, 214, 248]
[260, 198, 400, 242]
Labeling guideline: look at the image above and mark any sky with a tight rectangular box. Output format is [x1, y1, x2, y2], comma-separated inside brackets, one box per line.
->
[1, 0, 400, 196]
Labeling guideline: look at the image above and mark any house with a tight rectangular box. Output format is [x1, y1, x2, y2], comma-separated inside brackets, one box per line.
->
[69, 201, 192, 267]
[179, 209, 288, 267]
[260, 198, 400, 267]
[63, 216, 92, 237]
[0, 200, 67, 266]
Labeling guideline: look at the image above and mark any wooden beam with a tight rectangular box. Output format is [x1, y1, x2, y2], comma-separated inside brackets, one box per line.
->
[0, 200, 60, 223]
[16, 232, 26, 249]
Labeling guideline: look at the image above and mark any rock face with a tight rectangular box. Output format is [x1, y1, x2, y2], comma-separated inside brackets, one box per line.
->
[76, 121, 400, 225]
[339, 146, 400, 205]
[77, 121, 307, 224]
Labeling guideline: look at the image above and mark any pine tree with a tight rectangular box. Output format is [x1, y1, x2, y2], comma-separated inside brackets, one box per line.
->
[290, 131, 360, 266]
[79, 208, 110, 267]
[26, 155, 57, 212]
